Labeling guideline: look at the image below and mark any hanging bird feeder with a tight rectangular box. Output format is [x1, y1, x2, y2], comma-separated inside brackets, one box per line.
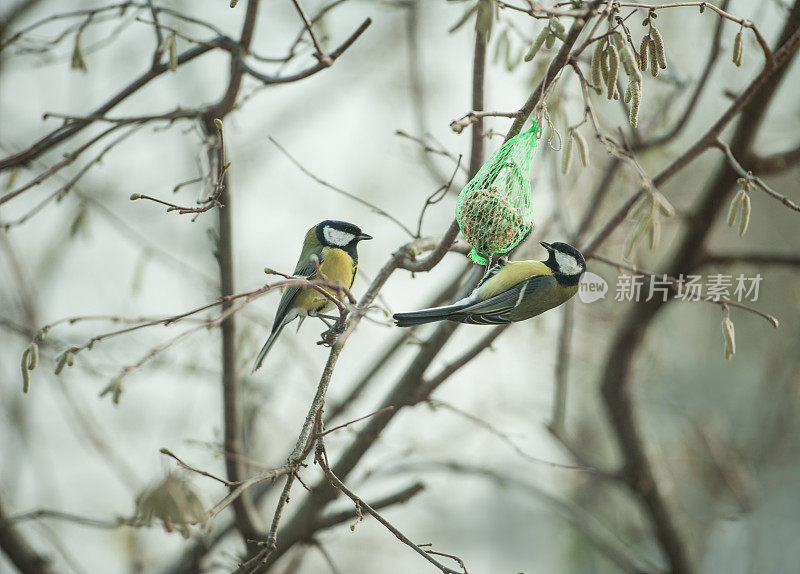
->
[455, 121, 540, 265]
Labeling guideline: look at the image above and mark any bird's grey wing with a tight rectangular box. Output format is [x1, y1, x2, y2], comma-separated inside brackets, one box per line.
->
[454, 274, 557, 325]
[272, 260, 318, 326]
[475, 260, 505, 289]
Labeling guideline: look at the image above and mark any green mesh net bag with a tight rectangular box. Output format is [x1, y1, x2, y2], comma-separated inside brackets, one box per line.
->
[456, 121, 540, 265]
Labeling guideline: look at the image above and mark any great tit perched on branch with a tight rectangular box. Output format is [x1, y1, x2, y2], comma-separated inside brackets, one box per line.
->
[393, 241, 585, 327]
[252, 220, 372, 372]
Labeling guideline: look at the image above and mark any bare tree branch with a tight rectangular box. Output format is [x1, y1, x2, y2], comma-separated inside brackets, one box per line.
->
[595, 5, 800, 573]
[314, 437, 466, 574]
[268, 136, 416, 237]
[714, 138, 800, 212]
[702, 251, 800, 268]
[0, 493, 55, 574]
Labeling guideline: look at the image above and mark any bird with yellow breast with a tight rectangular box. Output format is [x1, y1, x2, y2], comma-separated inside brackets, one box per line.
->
[253, 219, 372, 372]
[393, 241, 585, 327]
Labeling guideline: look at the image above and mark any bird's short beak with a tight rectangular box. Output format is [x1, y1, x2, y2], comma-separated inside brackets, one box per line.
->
[358, 233, 373, 241]
[539, 241, 553, 251]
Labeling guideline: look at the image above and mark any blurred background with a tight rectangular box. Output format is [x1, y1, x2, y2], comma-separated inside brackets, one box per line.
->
[1, 1, 799, 573]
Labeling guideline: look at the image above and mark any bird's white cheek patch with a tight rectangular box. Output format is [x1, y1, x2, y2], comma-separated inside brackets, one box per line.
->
[555, 252, 583, 276]
[323, 227, 355, 247]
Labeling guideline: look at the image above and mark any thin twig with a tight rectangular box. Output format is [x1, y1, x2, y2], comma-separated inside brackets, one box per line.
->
[590, 254, 780, 327]
[207, 463, 297, 521]
[0, 124, 125, 208]
[317, 406, 395, 437]
[381, 460, 657, 574]
[237, 18, 371, 85]
[416, 155, 462, 237]
[0, 41, 216, 172]
[427, 400, 598, 473]
[449, 110, 520, 134]
[0, 14, 371, 175]
[290, 0, 332, 65]
[713, 138, 800, 212]
[580, 21, 800, 256]
[250, 340, 350, 569]
[394, 130, 466, 167]
[159, 449, 236, 487]
[702, 251, 800, 268]
[637, 0, 730, 150]
[43, 275, 353, 362]
[268, 136, 415, 237]
[1, 126, 143, 229]
[315, 437, 466, 574]
[2, 509, 144, 530]
[618, 1, 772, 63]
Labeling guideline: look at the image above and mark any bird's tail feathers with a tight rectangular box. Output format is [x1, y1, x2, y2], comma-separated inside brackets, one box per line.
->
[393, 302, 470, 327]
[252, 322, 287, 373]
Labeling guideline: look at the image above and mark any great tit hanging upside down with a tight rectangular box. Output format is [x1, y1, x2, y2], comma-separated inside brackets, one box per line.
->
[393, 241, 585, 327]
[252, 220, 372, 372]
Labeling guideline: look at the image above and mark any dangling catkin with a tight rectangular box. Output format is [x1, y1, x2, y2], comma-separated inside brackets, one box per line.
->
[648, 216, 661, 250]
[648, 37, 660, 77]
[600, 45, 610, 84]
[629, 80, 641, 127]
[606, 44, 619, 100]
[591, 40, 605, 89]
[733, 28, 744, 66]
[650, 26, 667, 69]
[27, 343, 38, 370]
[562, 134, 573, 175]
[549, 18, 566, 41]
[573, 130, 589, 166]
[727, 189, 744, 227]
[616, 35, 641, 83]
[525, 28, 550, 62]
[722, 316, 735, 360]
[639, 35, 650, 71]
[739, 192, 751, 236]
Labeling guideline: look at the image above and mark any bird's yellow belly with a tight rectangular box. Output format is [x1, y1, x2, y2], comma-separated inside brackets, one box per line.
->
[294, 247, 357, 316]
[292, 288, 336, 316]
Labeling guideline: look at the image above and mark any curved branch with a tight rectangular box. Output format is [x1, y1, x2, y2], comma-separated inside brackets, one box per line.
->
[636, 0, 729, 150]
[0, 493, 55, 574]
[581, 22, 800, 256]
[753, 141, 800, 173]
[314, 482, 426, 532]
[618, 1, 772, 63]
[314, 439, 465, 574]
[702, 251, 800, 268]
[469, 32, 487, 177]
[596, 5, 800, 573]
[0, 40, 214, 173]
[713, 138, 800, 212]
[0, 13, 371, 191]
[507, 12, 595, 137]
[237, 18, 371, 85]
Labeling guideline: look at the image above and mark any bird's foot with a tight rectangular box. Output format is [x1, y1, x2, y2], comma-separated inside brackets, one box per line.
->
[317, 320, 347, 347]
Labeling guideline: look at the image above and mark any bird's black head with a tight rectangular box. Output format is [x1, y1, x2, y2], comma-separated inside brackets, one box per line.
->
[540, 241, 586, 286]
[315, 220, 372, 257]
